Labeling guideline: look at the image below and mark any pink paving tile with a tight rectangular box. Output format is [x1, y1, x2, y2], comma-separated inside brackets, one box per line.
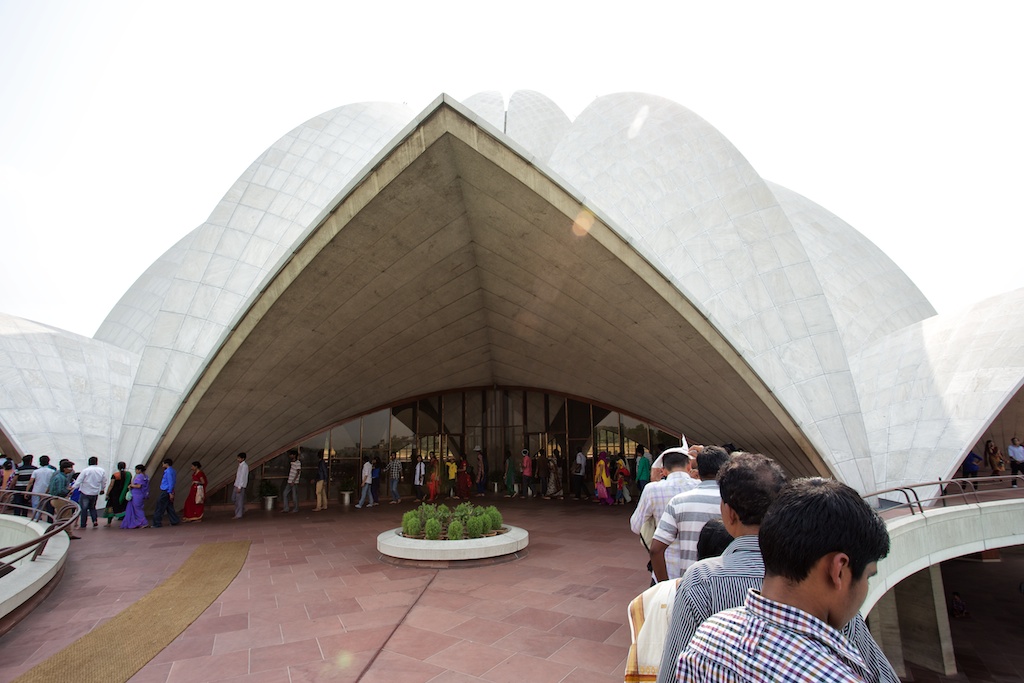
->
[403, 604, 475, 632]
[305, 596, 362, 619]
[280, 614, 345, 643]
[480, 652, 575, 683]
[150, 633, 216, 664]
[186, 612, 250, 637]
[424, 639, 513, 676]
[415, 589, 480, 611]
[444, 615, 521, 644]
[212, 624, 284, 654]
[165, 650, 250, 683]
[456, 597, 521, 621]
[338, 605, 407, 631]
[558, 666, 625, 683]
[219, 668, 291, 683]
[492, 627, 572, 658]
[426, 670, 486, 683]
[249, 636, 324, 673]
[548, 636, 630, 674]
[382, 624, 462, 660]
[288, 655, 369, 683]
[355, 588, 420, 611]
[605, 622, 632, 647]
[127, 661, 173, 683]
[501, 606, 569, 631]
[246, 603, 312, 628]
[548, 614, 621, 642]
[359, 650, 446, 683]
[317, 625, 396, 658]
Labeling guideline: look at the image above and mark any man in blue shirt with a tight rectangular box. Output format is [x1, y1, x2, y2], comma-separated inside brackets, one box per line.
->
[152, 458, 180, 527]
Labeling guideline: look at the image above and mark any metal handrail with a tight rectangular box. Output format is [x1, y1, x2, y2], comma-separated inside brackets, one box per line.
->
[0, 493, 82, 571]
[863, 475, 1023, 518]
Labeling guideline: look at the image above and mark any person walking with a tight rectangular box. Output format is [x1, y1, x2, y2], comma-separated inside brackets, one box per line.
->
[233, 452, 249, 519]
[281, 451, 301, 512]
[28, 455, 56, 522]
[355, 454, 374, 508]
[71, 456, 107, 529]
[386, 452, 403, 504]
[412, 453, 425, 501]
[47, 460, 81, 539]
[313, 455, 329, 511]
[152, 458, 180, 527]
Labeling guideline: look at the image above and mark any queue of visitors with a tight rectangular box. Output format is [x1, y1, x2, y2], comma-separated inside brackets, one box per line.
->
[627, 443, 900, 683]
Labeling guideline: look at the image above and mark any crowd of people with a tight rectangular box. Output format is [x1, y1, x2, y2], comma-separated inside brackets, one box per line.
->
[626, 443, 899, 682]
[0, 453, 225, 534]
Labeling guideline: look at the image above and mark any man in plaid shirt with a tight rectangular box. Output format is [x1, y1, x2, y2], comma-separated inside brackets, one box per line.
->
[386, 453, 403, 504]
[675, 478, 891, 682]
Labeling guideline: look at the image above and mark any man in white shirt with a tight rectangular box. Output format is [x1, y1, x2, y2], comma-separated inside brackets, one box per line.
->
[1007, 438, 1024, 486]
[651, 446, 730, 581]
[233, 452, 249, 519]
[355, 454, 374, 508]
[571, 448, 588, 500]
[281, 451, 301, 513]
[71, 456, 107, 529]
[29, 455, 57, 521]
[413, 453, 426, 501]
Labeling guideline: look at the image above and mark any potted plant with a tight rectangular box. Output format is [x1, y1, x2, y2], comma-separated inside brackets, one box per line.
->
[259, 479, 278, 511]
[338, 472, 357, 506]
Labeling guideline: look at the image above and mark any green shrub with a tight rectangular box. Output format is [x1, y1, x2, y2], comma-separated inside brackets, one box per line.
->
[485, 505, 502, 530]
[424, 518, 441, 540]
[466, 516, 483, 539]
[405, 516, 421, 537]
[478, 512, 493, 534]
[447, 519, 464, 540]
[454, 502, 473, 525]
[401, 510, 418, 535]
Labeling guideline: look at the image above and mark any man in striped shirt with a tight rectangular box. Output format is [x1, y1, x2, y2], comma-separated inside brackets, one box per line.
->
[675, 477, 894, 682]
[650, 446, 730, 582]
[630, 448, 697, 583]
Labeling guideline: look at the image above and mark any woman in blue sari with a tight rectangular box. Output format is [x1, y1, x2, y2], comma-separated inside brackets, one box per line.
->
[121, 465, 150, 529]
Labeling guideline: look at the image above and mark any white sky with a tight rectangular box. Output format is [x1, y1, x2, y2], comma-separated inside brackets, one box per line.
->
[1, 1, 1021, 338]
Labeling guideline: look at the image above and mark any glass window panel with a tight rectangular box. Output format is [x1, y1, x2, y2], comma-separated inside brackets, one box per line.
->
[442, 393, 463, 433]
[418, 396, 439, 434]
[620, 415, 649, 455]
[330, 422, 360, 459]
[547, 396, 566, 434]
[595, 410, 620, 456]
[390, 411, 415, 459]
[466, 390, 484, 428]
[505, 390, 524, 430]
[362, 410, 390, 457]
[446, 434, 463, 459]
[392, 403, 415, 434]
[652, 428, 683, 455]
[526, 392, 545, 433]
[567, 399, 592, 440]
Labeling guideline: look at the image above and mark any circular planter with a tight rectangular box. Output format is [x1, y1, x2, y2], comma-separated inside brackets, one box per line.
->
[377, 525, 528, 562]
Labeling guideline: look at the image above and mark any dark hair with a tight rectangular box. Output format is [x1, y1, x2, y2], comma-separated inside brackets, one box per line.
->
[88, 456, 99, 466]
[192, 461, 202, 469]
[117, 461, 126, 471]
[39, 455, 50, 466]
[696, 445, 730, 479]
[760, 478, 890, 582]
[135, 464, 146, 473]
[696, 518, 734, 560]
[163, 458, 173, 466]
[237, 452, 247, 461]
[2, 461, 11, 470]
[661, 448, 690, 471]
[22, 455, 34, 466]
[717, 453, 788, 526]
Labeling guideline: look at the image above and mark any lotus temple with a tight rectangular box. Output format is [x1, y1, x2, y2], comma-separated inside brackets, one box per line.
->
[2, 91, 1024, 677]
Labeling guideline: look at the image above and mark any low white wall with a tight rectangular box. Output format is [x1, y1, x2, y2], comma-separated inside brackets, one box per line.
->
[0, 514, 70, 620]
[866, 498, 1024, 615]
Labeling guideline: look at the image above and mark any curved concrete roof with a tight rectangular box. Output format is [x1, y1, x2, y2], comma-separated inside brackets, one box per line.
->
[0, 313, 138, 462]
[3, 90, 1020, 503]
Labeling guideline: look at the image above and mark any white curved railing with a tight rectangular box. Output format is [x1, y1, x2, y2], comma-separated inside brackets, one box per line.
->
[863, 475, 1024, 614]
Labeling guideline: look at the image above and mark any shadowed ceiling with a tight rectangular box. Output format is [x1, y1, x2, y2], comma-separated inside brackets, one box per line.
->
[153, 105, 832, 496]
